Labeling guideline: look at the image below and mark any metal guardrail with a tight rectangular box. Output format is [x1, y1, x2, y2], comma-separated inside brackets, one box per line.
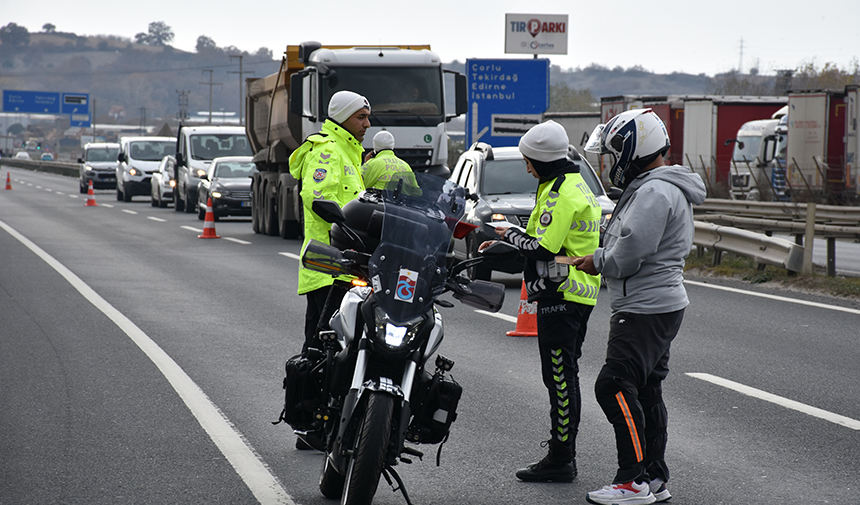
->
[0, 158, 80, 178]
[694, 198, 860, 276]
[694, 221, 804, 273]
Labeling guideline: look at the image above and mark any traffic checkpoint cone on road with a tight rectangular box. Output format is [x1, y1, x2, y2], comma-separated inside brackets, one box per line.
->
[198, 197, 220, 239]
[506, 280, 538, 337]
[5, 172, 11, 190]
[84, 180, 98, 206]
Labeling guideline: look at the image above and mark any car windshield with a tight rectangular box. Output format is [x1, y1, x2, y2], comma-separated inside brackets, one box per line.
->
[86, 148, 119, 162]
[190, 134, 251, 160]
[481, 159, 536, 195]
[481, 157, 605, 197]
[129, 141, 175, 161]
[214, 161, 256, 178]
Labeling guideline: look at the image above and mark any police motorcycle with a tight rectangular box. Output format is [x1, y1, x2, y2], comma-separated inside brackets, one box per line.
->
[276, 173, 512, 505]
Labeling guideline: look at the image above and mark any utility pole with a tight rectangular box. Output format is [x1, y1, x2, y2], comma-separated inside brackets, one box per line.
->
[228, 55, 254, 125]
[738, 37, 744, 74]
[176, 89, 190, 122]
[92, 98, 97, 141]
[200, 69, 223, 125]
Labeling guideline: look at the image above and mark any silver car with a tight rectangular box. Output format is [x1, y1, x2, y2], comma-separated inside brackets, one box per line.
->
[150, 155, 176, 208]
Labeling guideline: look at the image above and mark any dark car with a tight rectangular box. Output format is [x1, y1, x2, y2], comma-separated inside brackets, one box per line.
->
[78, 142, 120, 193]
[197, 156, 256, 220]
[448, 142, 617, 280]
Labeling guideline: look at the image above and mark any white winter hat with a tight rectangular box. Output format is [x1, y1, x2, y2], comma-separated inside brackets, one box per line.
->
[518, 120, 569, 162]
[328, 91, 371, 124]
[373, 130, 395, 151]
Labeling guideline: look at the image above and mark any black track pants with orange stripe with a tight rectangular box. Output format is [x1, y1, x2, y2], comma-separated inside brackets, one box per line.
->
[594, 309, 685, 484]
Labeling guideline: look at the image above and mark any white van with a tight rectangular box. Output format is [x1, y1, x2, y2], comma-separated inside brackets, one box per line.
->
[116, 136, 176, 202]
[173, 125, 251, 213]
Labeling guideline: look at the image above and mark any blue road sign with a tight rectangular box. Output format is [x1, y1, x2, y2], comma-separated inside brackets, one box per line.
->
[61, 93, 89, 115]
[464, 59, 549, 147]
[3, 90, 61, 113]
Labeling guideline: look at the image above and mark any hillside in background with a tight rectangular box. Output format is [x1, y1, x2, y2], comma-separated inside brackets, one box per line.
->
[1, 31, 726, 128]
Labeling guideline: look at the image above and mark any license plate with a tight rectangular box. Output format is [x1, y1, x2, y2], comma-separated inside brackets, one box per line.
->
[241, 201, 249, 207]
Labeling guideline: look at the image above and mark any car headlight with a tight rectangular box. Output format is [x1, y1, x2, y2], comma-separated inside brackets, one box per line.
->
[491, 213, 506, 221]
[169, 179, 176, 188]
[211, 190, 222, 198]
[194, 168, 207, 178]
[373, 305, 424, 350]
[129, 167, 142, 176]
[84, 165, 93, 172]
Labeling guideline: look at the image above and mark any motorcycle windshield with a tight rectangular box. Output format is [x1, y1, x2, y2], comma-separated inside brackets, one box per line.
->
[368, 172, 466, 324]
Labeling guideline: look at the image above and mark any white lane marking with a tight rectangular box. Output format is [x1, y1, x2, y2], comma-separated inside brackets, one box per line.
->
[475, 309, 518, 323]
[101, 203, 113, 208]
[181, 226, 203, 233]
[148, 217, 167, 223]
[122, 209, 137, 215]
[687, 372, 860, 431]
[224, 237, 251, 245]
[69, 194, 79, 199]
[0, 218, 296, 505]
[278, 252, 301, 261]
[684, 280, 860, 316]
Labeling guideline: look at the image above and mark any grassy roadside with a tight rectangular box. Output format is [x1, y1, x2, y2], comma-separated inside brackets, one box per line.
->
[684, 249, 860, 302]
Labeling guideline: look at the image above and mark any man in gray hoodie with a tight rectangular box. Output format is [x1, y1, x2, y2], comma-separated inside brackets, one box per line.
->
[575, 109, 707, 505]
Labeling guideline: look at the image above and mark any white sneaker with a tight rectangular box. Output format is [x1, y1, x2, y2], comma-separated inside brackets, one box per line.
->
[649, 478, 671, 503]
[586, 481, 656, 505]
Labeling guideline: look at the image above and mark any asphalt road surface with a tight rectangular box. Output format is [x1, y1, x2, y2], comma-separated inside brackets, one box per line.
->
[2, 167, 859, 505]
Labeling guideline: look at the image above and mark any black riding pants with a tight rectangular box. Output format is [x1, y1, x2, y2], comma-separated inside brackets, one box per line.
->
[302, 281, 350, 352]
[594, 309, 685, 484]
[536, 299, 593, 459]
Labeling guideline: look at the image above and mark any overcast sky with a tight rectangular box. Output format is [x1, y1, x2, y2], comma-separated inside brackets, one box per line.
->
[6, 0, 859, 76]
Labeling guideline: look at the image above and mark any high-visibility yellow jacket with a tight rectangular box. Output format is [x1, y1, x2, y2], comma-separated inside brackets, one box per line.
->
[289, 120, 365, 294]
[360, 150, 417, 190]
[504, 169, 601, 305]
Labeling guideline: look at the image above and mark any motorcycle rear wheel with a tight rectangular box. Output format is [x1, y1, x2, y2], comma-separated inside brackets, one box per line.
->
[341, 391, 395, 505]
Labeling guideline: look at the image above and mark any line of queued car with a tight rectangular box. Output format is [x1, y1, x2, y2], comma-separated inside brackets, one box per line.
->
[78, 132, 256, 221]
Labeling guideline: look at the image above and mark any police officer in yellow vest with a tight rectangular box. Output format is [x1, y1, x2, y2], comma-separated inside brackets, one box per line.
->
[361, 130, 417, 190]
[480, 120, 601, 483]
[289, 90, 369, 352]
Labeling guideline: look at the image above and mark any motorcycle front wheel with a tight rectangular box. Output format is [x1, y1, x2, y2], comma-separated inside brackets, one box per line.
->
[341, 391, 395, 505]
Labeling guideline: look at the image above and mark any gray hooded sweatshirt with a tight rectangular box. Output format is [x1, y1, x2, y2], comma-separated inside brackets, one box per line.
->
[593, 165, 707, 314]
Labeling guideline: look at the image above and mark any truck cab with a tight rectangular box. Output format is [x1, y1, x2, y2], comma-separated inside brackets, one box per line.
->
[173, 125, 253, 213]
[727, 105, 789, 200]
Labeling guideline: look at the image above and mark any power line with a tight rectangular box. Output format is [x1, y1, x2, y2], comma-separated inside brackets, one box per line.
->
[228, 55, 255, 125]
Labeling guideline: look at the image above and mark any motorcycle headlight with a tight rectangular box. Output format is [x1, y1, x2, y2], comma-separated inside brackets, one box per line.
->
[373, 305, 424, 350]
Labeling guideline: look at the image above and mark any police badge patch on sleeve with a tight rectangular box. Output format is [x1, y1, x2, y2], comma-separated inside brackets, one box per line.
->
[313, 168, 327, 182]
[539, 210, 552, 227]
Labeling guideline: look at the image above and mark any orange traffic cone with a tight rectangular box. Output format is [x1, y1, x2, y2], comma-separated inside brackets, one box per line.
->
[5, 172, 11, 190]
[198, 197, 220, 239]
[85, 180, 98, 206]
[506, 281, 538, 337]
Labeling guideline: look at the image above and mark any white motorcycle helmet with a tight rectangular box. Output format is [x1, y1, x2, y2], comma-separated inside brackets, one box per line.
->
[585, 108, 670, 189]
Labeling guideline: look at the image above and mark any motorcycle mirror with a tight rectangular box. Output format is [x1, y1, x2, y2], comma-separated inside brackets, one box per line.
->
[312, 199, 346, 224]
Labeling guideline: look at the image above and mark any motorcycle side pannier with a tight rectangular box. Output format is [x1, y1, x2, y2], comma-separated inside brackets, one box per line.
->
[407, 373, 462, 444]
[277, 352, 325, 431]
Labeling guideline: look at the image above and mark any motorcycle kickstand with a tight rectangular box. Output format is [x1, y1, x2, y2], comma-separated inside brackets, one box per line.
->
[381, 465, 413, 505]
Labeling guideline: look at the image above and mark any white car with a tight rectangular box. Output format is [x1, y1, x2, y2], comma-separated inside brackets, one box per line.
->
[150, 155, 176, 208]
[115, 136, 175, 202]
[15, 151, 31, 159]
